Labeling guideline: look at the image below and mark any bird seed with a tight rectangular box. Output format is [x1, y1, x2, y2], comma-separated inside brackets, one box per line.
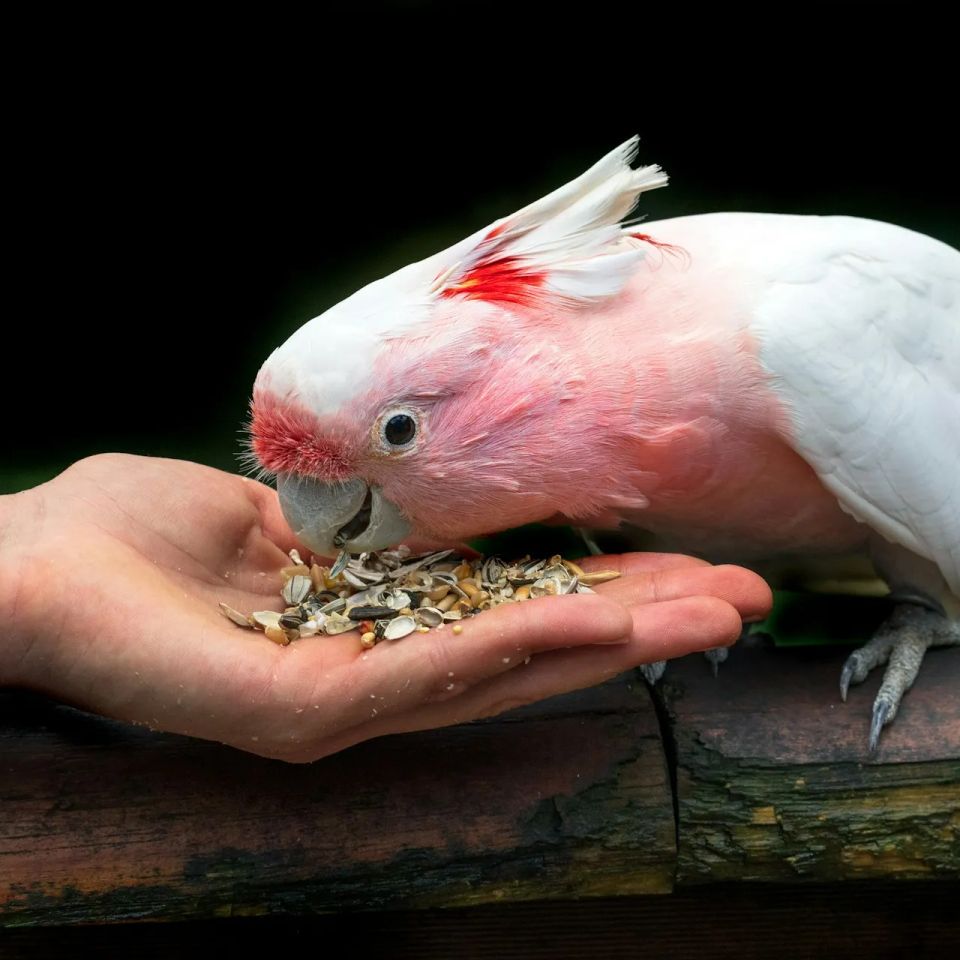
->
[219, 546, 619, 649]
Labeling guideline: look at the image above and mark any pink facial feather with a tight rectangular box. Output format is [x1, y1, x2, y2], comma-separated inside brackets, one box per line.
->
[250, 137, 869, 557]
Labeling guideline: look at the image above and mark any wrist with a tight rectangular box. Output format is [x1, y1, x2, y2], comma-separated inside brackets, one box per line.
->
[0, 488, 38, 687]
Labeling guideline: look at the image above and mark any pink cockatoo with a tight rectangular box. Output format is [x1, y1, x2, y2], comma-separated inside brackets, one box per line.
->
[249, 137, 959, 749]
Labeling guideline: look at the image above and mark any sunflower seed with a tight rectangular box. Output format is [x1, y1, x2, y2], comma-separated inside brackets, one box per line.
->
[319, 596, 348, 615]
[282, 575, 313, 605]
[341, 569, 368, 589]
[480, 557, 503, 585]
[415, 607, 444, 627]
[265, 624, 292, 645]
[390, 549, 455, 579]
[251, 610, 282, 629]
[383, 616, 417, 640]
[560, 575, 580, 595]
[329, 549, 350, 579]
[386, 590, 412, 610]
[323, 613, 356, 635]
[227, 544, 618, 649]
[348, 605, 398, 621]
[219, 602, 254, 628]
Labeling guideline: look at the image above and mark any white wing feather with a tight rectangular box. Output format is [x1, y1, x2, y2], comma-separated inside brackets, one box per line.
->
[746, 216, 960, 596]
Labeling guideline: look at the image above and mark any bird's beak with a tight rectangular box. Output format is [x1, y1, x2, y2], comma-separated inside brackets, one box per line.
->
[276, 475, 412, 557]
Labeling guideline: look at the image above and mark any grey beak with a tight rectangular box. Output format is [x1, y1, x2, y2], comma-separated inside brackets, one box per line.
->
[277, 475, 412, 557]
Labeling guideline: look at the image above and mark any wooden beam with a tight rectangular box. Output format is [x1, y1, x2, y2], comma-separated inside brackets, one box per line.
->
[664, 642, 960, 884]
[0, 678, 674, 926]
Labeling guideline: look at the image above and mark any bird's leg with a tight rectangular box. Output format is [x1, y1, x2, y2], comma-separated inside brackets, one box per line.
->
[639, 661, 667, 685]
[840, 603, 960, 751]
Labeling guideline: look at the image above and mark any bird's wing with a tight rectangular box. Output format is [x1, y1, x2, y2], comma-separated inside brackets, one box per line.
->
[749, 217, 960, 596]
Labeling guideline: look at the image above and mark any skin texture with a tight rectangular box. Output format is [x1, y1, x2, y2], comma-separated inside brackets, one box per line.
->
[0, 454, 771, 762]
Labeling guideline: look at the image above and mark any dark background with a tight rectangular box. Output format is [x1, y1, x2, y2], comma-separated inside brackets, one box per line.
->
[6, 2, 957, 493]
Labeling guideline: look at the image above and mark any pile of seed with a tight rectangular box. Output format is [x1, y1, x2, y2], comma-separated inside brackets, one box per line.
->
[220, 546, 620, 648]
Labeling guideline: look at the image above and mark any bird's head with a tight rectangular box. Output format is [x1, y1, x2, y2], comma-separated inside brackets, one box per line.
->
[248, 137, 668, 555]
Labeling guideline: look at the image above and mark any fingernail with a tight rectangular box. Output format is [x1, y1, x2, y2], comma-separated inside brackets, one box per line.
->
[596, 634, 632, 645]
[742, 615, 766, 624]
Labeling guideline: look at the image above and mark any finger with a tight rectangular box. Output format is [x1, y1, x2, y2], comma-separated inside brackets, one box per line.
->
[595, 563, 773, 622]
[195, 591, 629, 731]
[200, 592, 631, 758]
[354, 593, 633, 708]
[331, 595, 743, 748]
[450, 597, 743, 722]
[575, 551, 711, 574]
[234, 562, 766, 739]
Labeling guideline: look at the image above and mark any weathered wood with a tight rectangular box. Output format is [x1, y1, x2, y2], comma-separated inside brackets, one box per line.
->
[0, 677, 673, 926]
[663, 641, 960, 884]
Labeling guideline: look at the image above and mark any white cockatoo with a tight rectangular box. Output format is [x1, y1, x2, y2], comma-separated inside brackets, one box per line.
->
[250, 137, 959, 748]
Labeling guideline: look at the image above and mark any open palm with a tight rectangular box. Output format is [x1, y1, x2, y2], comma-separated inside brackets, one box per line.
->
[2, 454, 770, 761]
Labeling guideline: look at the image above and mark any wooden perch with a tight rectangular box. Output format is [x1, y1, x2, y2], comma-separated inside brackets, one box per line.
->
[662, 641, 960, 884]
[0, 679, 673, 926]
[2, 642, 958, 927]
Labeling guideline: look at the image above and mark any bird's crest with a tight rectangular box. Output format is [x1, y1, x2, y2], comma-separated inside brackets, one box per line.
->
[431, 136, 668, 309]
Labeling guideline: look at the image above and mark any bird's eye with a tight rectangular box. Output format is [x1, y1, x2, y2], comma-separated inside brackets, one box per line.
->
[379, 409, 419, 450]
[385, 414, 416, 445]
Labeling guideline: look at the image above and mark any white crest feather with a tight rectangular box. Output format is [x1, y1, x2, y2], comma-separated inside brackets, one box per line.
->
[257, 138, 668, 415]
[436, 136, 668, 305]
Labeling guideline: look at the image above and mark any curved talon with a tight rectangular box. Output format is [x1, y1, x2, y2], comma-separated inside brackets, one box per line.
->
[839, 649, 871, 702]
[639, 661, 666, 685]
[704, 646, 728, 677]
[869, 699, 892, 753]
[839, 661, 855, 702]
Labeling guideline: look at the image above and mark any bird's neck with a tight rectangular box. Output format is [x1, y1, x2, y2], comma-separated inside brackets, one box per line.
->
[540, 268, 868, 558]
[548, 267, 774, 507]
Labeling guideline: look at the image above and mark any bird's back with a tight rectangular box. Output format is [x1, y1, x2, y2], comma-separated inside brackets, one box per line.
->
[642, 212, 959, 600]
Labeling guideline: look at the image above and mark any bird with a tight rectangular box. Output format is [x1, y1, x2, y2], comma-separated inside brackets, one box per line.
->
[248, 136, 959, 750]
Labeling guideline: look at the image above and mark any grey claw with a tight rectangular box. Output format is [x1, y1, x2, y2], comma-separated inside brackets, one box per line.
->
[639, 661, 666, 685]
[704, 646, 728, 678]
[839, 662, 854, 702]
[869, 700, 891, 753]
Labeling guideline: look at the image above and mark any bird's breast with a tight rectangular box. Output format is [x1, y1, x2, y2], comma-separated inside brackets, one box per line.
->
[613, 423, 871, 564]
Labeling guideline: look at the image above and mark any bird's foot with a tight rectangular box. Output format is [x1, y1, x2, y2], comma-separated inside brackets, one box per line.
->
[839, 603, 959, 751]
[704, 647, 729, 677]
[639, 660, 667, 685]
[703, 622, 765, 676]
[642, 624, 754, 684]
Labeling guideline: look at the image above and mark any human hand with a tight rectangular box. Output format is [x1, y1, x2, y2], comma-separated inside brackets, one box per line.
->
[0, 454, 771, 761]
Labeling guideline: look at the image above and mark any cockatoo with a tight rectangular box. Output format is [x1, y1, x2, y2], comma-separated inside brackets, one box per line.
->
[249, 137, 959, 749]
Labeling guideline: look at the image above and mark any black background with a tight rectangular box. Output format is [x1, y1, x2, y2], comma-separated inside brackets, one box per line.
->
[6, 2, 957, 490]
